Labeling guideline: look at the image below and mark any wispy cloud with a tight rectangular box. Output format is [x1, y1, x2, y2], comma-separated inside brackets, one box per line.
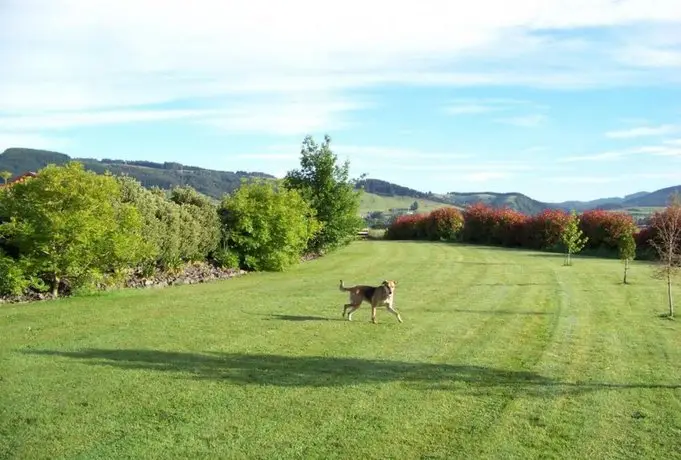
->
[495, 114, 548, 127]
[605, 124, 680, 139]
[1, 0, 680, 116]
[0, 132, 72, 152]
[547, 172, 681, 184]
[443, 98, 542, 116]
[558, 151, 632, 162]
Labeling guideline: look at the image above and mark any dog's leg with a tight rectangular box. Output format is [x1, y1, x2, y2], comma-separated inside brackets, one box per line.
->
[386, 303, 403, 323]
[345, 304, 360, 321]
[371, 304, 378, 323]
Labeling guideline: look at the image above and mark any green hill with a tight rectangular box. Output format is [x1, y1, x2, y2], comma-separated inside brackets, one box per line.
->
[359, 191, 461, 215]
[0, 148, 274, 199]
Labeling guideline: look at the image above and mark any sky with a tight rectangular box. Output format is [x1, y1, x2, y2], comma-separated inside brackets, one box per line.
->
[1, 0, 680, 203]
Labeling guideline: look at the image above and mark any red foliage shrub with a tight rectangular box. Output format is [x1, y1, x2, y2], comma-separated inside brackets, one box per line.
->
[579, 209, 636, 251]
[461, 203, 496, 244]
[489, 207, 529, 247]
[384, 213, 428, 240]
[385, 208, 464, 241]
[424, 207, 464, 241]
[521, 209, 571, 250]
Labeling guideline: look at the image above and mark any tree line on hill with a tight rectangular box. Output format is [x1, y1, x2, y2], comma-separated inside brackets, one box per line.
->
[0, 135, 364, 300]
[3, 148, 676, 217]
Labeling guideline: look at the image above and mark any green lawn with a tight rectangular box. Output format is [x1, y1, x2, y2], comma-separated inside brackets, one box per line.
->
[2, 241, 681, 459]
[359, 191, 459, 214]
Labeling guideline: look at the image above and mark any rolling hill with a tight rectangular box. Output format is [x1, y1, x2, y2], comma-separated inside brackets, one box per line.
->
[0, 147, 676, 216]
[0, 148, 274, 199]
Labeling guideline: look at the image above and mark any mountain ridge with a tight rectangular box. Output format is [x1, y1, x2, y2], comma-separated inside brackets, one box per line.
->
[0, 147, 674, 214]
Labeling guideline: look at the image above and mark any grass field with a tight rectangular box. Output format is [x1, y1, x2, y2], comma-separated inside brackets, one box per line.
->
[359, 191, 459, 214]
[2, 241, 681, 459]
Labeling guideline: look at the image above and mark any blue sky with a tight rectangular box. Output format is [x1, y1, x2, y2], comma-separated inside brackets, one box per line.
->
[1, 0, 680, 203]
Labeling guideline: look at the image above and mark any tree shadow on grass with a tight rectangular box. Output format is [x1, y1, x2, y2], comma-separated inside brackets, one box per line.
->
[265, 314, 342, 322]
[21, 349, 681, 397]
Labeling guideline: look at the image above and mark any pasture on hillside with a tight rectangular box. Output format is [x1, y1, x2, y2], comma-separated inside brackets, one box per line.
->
[2, 241, 681, 459]
[359, 191, 459, 214]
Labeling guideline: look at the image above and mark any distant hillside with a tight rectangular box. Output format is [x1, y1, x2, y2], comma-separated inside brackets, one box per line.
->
[619, 185, 681, 208]
[441, 191, 549, 215]
[2, 146, 679, 213]
[0, 148, 274, 199]
[356, 178, 447, 202]
[359, 191, 461, 215]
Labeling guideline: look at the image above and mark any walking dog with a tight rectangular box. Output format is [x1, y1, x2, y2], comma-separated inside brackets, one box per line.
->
[339, 279, 403, 323]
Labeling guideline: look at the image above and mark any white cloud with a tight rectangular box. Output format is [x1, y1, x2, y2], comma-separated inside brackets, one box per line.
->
[547, 172, 681, 183]
[559, 139, 681, 162]
[443, 98, 547, 117]
[605, 124, 680, 138]
[1, 0, 681, 115]
[558, 151, 632, 162]
[199, 97, 368, 136]
[0, 132, 72, 152]
[0, 109, 214, 131]
[495, 114, 548, 127]
[465, 171, 512, 182]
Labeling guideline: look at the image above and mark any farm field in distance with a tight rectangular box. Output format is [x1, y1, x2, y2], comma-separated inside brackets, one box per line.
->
[2, 241, 681, 459]
[359, 191, 459, 214]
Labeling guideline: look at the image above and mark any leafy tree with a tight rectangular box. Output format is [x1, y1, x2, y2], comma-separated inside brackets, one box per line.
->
[0, 162, 151, 296]
[410, 200, 419, 211]
[0, 171, 11, 184]
[219, 179, 321, 271]
[618, 231, 636, 284]
[283, 135, 364, 253]
[560, 210, 588, 266]
[649, 194, 681, 318]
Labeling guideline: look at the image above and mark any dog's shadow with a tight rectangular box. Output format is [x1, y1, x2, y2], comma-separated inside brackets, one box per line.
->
[265, 314, 341, 322]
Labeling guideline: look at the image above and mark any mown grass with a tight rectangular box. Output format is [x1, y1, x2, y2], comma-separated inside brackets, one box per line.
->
[2, 241, 681, 459]
[359, 191, 460, 214]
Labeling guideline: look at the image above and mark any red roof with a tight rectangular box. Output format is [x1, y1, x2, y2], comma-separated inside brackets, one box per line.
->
[0, 172, 38, 189]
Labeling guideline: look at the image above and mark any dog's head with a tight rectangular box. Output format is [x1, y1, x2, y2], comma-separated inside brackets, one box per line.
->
[381, 279, 397, 295]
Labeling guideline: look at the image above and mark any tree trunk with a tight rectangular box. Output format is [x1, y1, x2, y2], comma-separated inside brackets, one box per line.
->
[623, 260, 629, 284]
[52, 275, 60, 298]
[668, 272, 674, 318]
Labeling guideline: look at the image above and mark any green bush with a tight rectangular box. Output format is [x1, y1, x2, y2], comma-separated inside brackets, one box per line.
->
[0, 162, 152, 296]
[219, 179, 321, 271]
[0, 252, 32, 296]
[117, 177, 221, 270]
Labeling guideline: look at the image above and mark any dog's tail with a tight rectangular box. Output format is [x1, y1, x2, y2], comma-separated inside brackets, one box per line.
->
[339, 280, 352, 291]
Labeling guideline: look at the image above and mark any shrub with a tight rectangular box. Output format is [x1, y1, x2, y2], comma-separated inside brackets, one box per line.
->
[0, 162, 152, 296]
[219, 179, 321, 271]
[522, 209, 571, 250]
[385, 213, 428, 240]
[424, 207, 464, 241]
[117, 177, 221, 269]
[579, 209, 636, 251]
[0, 252, 31, 296]
[460, 203, 496, 244]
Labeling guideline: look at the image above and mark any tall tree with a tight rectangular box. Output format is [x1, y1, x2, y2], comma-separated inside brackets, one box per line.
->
[284, 135, 364, 253]
[560, 210, 588, 266]
[618, 231, 636, 284]
[649, 194, 681, 318]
